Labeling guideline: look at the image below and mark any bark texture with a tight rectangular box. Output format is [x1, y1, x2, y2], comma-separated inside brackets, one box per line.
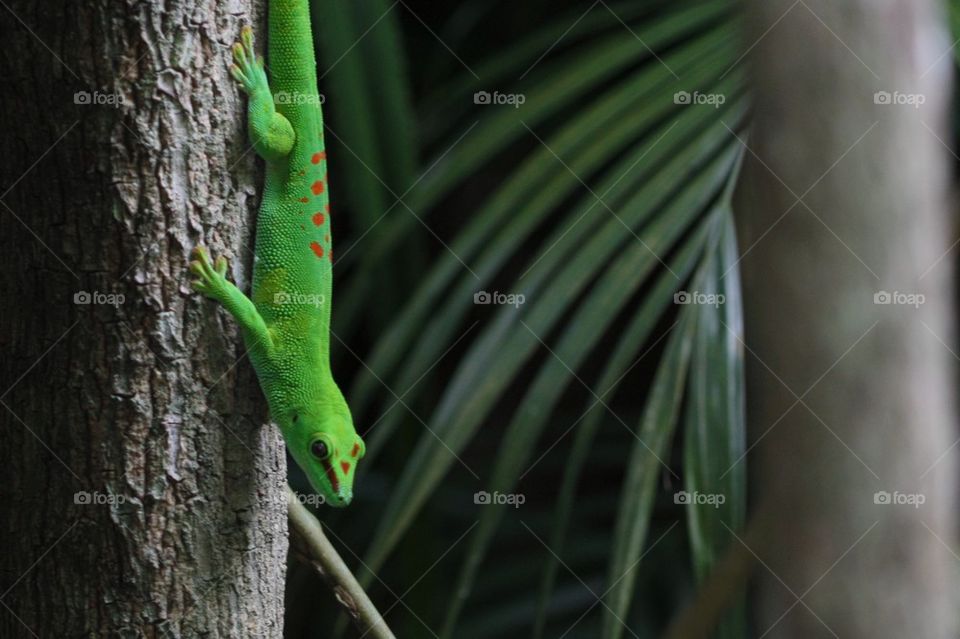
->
[0, 1, 288, 637]
[739, 1, 956, 637]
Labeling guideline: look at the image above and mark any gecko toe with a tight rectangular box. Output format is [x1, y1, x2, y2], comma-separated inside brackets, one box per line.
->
[232, 43, 247, 69]
[229, 31, 266, 95]
[241, 26, 255, 55]
[229, 64, 249, 87]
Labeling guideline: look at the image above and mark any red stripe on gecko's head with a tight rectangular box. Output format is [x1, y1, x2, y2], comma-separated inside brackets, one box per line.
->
[351, 443, 360, 458]
[311, 180, 325, 196]
[340, 461, 351, 475]
[309, 241, 324, 258]
[322, 460, 339, 492]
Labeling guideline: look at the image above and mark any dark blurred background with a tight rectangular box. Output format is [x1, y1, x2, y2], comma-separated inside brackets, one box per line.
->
[289, 1, 746, 637]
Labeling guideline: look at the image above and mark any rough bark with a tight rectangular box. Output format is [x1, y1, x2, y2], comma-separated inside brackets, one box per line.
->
[0, 1, 288, 637]
[739, 1, 956, 637]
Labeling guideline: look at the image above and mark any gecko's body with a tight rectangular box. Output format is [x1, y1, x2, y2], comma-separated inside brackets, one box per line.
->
[190, 0, 363, 506]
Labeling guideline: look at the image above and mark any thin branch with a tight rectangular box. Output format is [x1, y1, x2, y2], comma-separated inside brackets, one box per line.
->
[662, 505, 774, 639]
[286, 486, 396, 639]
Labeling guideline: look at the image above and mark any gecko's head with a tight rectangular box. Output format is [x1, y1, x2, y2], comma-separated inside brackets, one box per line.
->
[281, 403, 365, 508]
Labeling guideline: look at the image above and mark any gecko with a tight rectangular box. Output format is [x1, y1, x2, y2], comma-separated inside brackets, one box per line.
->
[189, 0, 364, 507]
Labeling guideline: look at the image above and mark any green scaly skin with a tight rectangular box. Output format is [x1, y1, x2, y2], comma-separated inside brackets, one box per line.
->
[190, 2, 364, 507]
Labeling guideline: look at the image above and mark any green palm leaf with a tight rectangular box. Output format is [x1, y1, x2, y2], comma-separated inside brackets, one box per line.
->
[306, 2, 749, 637]
[353, 29, 742, 455]
[333, 1, 735, 328]
[681, 207, 747, 639]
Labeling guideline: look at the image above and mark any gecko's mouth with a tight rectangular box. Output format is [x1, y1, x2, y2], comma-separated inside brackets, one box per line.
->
[318, 458, 352, 505]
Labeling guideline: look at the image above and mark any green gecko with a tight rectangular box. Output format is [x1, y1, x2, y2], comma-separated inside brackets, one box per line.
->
[189, 1, 364, 507]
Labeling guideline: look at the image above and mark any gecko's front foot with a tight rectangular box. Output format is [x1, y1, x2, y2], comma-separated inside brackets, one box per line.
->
[189, 246, 231, 301]
[189, 246, 274, 351]
[230, 26, 269, 96]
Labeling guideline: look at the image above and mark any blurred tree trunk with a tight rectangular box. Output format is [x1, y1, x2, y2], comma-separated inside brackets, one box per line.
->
[0, 1, 288, 636]
[739, 0, 956, 637]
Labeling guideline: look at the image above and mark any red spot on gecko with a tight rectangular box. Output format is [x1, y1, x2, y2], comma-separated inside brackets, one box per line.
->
[309, 241, 324, 258]
[324, 203, 330, 213]
[321, 460, 339, 492]
[311, 180, 325, 195]
[328, 248, 333, 263]
[299, 197, 309, 203]
[324, 234, 330, 243]
[311, 152, 326, 164]
[340, 461, 351, 474]
[312, 212, 325, 226]
[350, 443, 360, 458]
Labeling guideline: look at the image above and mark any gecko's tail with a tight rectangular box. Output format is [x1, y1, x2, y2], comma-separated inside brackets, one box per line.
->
[268, 0, 318, 88]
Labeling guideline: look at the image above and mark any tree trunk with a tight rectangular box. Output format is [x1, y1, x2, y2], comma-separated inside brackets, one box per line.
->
[0, 1, 288, 636]
[739, 0, 956, 637]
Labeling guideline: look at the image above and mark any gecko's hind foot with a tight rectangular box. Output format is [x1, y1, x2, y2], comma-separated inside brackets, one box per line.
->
[229, 26, 269, 96]
[189, 246, 231, 300]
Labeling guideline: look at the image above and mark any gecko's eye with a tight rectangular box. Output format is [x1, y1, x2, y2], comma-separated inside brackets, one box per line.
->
[292, 413, 299, 423]
[310, 438, 330, 460]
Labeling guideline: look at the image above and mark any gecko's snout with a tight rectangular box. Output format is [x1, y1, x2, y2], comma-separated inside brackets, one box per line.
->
[336, 488, 353, 506]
